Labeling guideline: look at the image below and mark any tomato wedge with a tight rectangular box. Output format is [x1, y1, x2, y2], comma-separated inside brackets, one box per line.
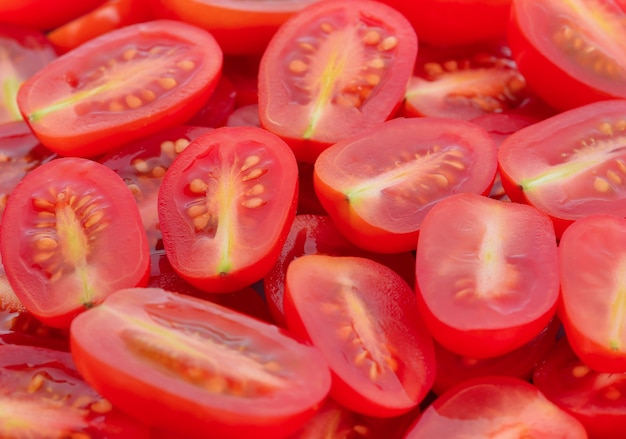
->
[0, 157, 150, 328]
[415, 193, 559, 358]
[314, 117, 498, 253]
[17, 20, 223, 158]
[258, 0, 417, 163]
[158, 126, 299, 293]
[284, 254, 435, 418]
[70, 287, 331, 439]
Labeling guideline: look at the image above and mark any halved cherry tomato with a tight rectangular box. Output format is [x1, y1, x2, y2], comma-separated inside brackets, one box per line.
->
[534, 336, 626, 439]
[46, 0, 154, 54]
[508, 0, 626, 110]
[0, 157, 150, 328]
[284, 254, 435, 417]
[498, 99, 626, 238]
[70, 287, 332, 439]
[404, 376, 587, 438]
[17, 20, 223, 158]
[158, 126, 299, 293]
[314, 117, 498, 253]
[558, 213, 626, 373]
[258, 0, 417, 163]
[150, 0, 320, 55]
[415, 193, 559, 358]
[0, 0, 107, 31]
[0, 344, 150, 438]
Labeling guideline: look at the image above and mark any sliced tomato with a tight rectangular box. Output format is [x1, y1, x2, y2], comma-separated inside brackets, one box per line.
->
[17, 20, 223, 158]
[258, 0, 417, 163]
[498, 99, 626, 238]
[508, 0, 626, 110]
[186, 75, 237, 128]
[70, 287, 331, 439]
[558, 213, 626, 373]
[284, 254, 435, 417]
[0, 0, 106, 31]
[415, 193, 559, 358]
[0, 24, 57, 127]
[46, 0, 154, 54]
[158, 126, 299, 293]
[150, 0, 320, 55]
[314, 117, 498, 253]
[264, 214, 416, 327]
[404, 376, 587, 438]
[534, 336, 626, 439]
[431, 317, 560, 395]
[0, 344, 149, 438]
[0, 157, 150, 328]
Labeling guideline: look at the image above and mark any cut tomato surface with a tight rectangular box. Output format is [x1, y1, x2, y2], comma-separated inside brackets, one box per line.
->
[0, 157, 150, 328]
[258, 0, 417, 163]
[17, 20, 223, 158]
[158, 126, 299, 293]
[70, 287, 331, 439]
[314, 117, 498, 253]
[498, 99, 626, 237]
[415, 193, 559, 358]
[284, 254, 435, 417]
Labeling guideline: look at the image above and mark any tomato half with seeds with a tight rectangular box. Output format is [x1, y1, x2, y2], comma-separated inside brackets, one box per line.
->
[284, 254, 435, 417]
[498, 99, 626, 238]
[70, 287, 331, 439]
[558, 214, 626, 373]
[508, 0, 626, 111]
[0, 344, 150, 438]
[258, 0, 417, 163]
[17, 20, 222, 158]
[0, 157, 150, 329]
[158, 126, 299, 293]
[314, 117, 498, 253]
[415, 193, 559, 358]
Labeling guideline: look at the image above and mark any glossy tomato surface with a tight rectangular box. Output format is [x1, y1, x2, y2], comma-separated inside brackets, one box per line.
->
[0, 157, 150, 328]
[415, 193, 559, 358]
[314, 117, 498, 253]
[498, 99, 626, 237]
[258, 0, 417, 163]
[0, 0, 107, 30]
[70, 287, 332, 439]
[158, 126, 299, 293]
[18, 20, 222, 158]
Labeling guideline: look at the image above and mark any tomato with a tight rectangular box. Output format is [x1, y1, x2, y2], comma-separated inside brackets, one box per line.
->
[498, 99, 626, 238]
[284, 254, 435, 417]
[158, 126, 299, 293]
[0, 24, 57, 127]
[0, 157, 150, 329]
[226, 103, 261, 128]
[17, 20, 223, 158]
[558, 213, 626, 373]
[222, 54, 262, 108]
[379, 0, 512, 48]
[70, 287, 331, 439]
[0, 344, 150, 438]
[314, 117, 498, 253]
[46, 0, 154, 54]
[150, 0, 320, 55]
[534, 336, 626, 439]
[403, 376, 587, 438]
[415, 193, 559, 358]
[258, 0, 417, 163]
[431, 317, 560, 395]
[186, 75, 238, 128]
[0, 0, 107, 31]
[404, 44, 529, 120]
[508, 0, 626, 111]
[264, 214, 416, 327]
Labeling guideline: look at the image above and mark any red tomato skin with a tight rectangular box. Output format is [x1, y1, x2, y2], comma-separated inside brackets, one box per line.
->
[17, 20, 223, 158]
[0, 0, 107, 30]
[70, 287, 332, 439]
[158, 126, 299, 293]
[258, 0, 418, 164]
